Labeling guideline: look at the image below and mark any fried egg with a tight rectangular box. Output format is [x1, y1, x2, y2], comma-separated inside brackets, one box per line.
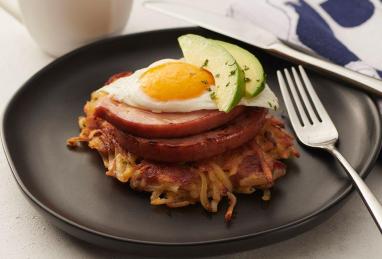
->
[100, 59, 278, 113]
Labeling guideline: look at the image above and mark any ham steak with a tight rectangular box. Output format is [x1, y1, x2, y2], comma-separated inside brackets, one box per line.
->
[94, 96, 245, 138]
[97, 108, 267, 162]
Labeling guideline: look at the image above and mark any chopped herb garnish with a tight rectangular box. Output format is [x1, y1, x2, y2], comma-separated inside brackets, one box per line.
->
[202, 59, 209, 68]
[229, 70, 236, 76]
[244, 77, 251, 83]
[201, 80, 208, 85]
[207, 87, 211, 92]
[225, 82, 230, 87]
[210, 92, 217, 100]
[256, 79, 260, 82]
[225, 61, 235, 66]
[267, 102, 277, 111]
[243, 65, 250, 71]
[215, 73, 220, 78]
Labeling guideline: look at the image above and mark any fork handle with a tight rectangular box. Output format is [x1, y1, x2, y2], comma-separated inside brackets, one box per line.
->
[269, 43, 382, 96]
[326, 146, 382, 233]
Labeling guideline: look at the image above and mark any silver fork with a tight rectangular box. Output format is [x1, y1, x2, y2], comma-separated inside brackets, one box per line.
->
[277, 66, 382, 233]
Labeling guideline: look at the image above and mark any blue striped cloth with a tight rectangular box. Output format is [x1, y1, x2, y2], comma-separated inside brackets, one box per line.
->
[227, 0, 382, 79]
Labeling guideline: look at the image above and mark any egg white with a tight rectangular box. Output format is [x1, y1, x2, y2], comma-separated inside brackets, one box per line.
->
[100, 59, 279, 113]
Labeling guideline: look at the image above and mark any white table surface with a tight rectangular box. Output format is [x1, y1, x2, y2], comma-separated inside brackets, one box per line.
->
[0, 1, 381, 258]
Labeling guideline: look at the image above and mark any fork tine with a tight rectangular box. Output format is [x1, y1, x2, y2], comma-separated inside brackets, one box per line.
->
[291, 67, 319, 123]
[283, 68, 310, 126]
[277, 70, 304, 128]
[298, 66, 333, 122]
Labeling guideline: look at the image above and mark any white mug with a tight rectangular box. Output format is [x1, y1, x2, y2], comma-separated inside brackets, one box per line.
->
[2, 0, 133, 56]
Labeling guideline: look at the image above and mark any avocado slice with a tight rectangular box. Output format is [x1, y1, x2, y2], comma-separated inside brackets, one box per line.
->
[215, 40, 266, 97]
[178, 34, 245, 112]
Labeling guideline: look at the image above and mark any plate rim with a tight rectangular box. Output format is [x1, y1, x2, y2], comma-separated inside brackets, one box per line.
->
[2, 27, 382, 246]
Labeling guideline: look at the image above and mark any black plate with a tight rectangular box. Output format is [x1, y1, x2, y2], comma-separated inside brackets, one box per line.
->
[2, 28, 381, 257]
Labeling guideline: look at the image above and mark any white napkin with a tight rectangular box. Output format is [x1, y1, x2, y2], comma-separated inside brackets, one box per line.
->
[227, 0, 382, 79]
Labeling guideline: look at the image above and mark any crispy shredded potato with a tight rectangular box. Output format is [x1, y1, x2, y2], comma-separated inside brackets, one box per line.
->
[67, 94, 299, 221]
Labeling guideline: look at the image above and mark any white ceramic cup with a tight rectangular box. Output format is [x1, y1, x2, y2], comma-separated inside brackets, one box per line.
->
[6, 0, 133, 56]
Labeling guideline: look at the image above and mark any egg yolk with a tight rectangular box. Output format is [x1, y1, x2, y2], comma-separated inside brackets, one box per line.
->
[140, 62, 215, 101]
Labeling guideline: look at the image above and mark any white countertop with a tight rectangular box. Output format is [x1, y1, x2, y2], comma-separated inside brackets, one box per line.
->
[0, 1, 381, 258]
